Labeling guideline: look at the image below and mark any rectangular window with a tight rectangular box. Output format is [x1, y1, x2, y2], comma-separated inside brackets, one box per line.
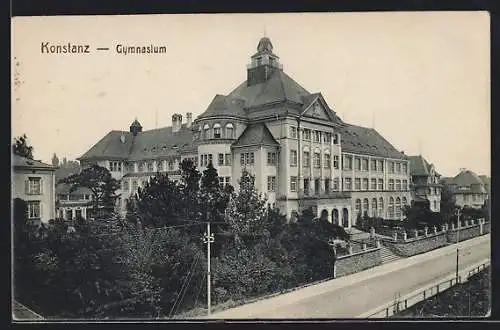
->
[147, 162, 154, 172]
[371, 178, 377, 190]
[27, 201, 41, 219]
[122, 180, 129, 192]
[314, 130, 321, 143]
[389, 162, 395, 173]
[378, 160, 384, 172]
[290, 126, 297, 138]
[371, 159, 377, 171]
[324, 154, 331, 168]
[168, 161, 175, 171]
[290, 150, 297, 166]
[344, 178, 352, 191]
[362, 158, 369, 171]
[303, 129, 311, 140]
[109, 161, 122, 172]
[323, 133, 331, 143]
[378, 178, 384, 190]
[313, 153, 321, 168]
[214, 127, 221, 139]
[267, 176, 276, 192]
[218, 153, 224, 166]
[157, 161, 164, 172]
[240, 152, 255, 166]
[355, 157, 361, 171]
[225, 153, 231, 166]
[132, 180, 138, 191]
[208, 154, 213, 165]
[333, 155, 339, 169]
[324, 178, 330, 192]
[303, 151, 310, 167]
[27, 177, 41, 195]
[396, 162, 401, 174]
[344, 156, 352, 170]
[355, 178, 361, 190]
[267, 152, 277, 165]
[396, 179, 402, 191]
[389, 179, 395, 191]
[403, 179, 408, 191]
[402, 163, 407, 174]
[290, 176, 297, 192]
[333, 178, 339, 191]
[333, 133, 339, 144]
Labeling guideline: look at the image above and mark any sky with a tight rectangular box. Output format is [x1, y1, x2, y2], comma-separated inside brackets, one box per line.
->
[11, 12, 490, 177]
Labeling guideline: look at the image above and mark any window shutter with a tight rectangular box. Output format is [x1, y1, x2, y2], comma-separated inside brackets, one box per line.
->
[25, 180, 29, 194]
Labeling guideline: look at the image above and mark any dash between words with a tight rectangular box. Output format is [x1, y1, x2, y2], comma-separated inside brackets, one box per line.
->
[40, 42, 167, 55]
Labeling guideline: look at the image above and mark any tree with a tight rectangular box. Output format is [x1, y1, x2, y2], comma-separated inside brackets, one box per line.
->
[224, 170, 268, 245]
[199, 162, 232, 224]
[58, 164, 120, 219]
[132, 172, 182, 228]
[440, 184, 457, 222]
[51, 153, 60, 167]
[13, 134, 34, 159]
[178, 159, 202, 221]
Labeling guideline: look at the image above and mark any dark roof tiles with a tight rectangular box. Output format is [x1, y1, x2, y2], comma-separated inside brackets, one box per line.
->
[232, 123, 279, 147]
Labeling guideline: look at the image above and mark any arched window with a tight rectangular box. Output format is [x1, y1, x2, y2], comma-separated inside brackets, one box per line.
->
[355, 199, 361, 218]
[388, 197, 395, 218]
[402, 197, 408, 206]
[213, 123, 221, 139]
[395, 197, 401, 218]
[363, 198, 369, 217]
[225, 123, 234, 139]
[379, 197, 384, 217]
[371, 198, 377, 217]
[203, 124, 210, 139]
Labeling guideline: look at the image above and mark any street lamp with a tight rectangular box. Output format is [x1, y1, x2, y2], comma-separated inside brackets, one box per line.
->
[202, 222, 215, 316]
[455, 208, 461, 282]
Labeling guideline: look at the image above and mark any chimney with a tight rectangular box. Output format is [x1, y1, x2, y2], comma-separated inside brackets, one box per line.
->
[172, 113, 182, 133]
[186, 112, 193, 128]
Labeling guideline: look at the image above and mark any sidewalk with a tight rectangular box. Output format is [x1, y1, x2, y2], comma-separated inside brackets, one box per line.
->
[206, 234, 490, 319]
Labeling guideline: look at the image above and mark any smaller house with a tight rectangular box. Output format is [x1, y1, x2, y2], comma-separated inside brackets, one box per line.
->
[408, 155, 442, 212]
[442, 169, 488, 209]
[12, 155, 57, 224]
[56, 184, 93, 220]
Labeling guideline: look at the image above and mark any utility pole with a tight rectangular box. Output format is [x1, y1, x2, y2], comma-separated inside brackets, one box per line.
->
[456, 208, 461, 282]
[202, 221, 215, 316]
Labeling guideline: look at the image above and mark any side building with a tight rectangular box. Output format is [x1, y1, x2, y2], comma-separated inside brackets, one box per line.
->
[12, 155, 57, 224]
[408, 155, 442, 212]
[441, 169, 488, 209]
[78, 36, 412, 227]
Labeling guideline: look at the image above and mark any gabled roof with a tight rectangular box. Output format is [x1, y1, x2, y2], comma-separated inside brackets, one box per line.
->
[197, 94, 247, 119]
[228, 70, 310, 109]
[12, 155, 55, 170]
[479, 175, 490, 187]
[232, 123, 279, 148]
[443, 169, 487, 194]
[79, 126, 196, 162]
[340, 124, 407, 160]
[408, 155, 440, 176]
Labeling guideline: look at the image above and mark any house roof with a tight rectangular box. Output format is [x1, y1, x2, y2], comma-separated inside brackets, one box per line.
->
[407, 155, 440, 176]
[79, 126, 196, 162]
[228, 69, 310, 109]
[443, 169, 487, 194]
[56, 183, 92, 195]
[12, 155, 55, 170]
[55, 166, 81, 182]
[479, 175, 490, 187]
[340, 124, 407, 160]
[232, 123, 279, 148]
[197, 94, 247, 119]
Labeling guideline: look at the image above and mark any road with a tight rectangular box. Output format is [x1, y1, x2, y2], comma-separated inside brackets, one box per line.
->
[206, 234, 490, 319]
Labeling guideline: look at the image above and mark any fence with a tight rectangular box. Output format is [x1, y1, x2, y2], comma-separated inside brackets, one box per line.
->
[365, 260, 490, 318]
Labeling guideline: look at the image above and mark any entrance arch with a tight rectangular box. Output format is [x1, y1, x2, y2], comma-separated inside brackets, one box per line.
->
[332, 209, 339, 225]
[320, 209, 328, 222]
[342, 208, 349, 227]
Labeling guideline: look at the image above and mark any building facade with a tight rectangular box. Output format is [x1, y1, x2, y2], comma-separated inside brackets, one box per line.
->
[408, 155, 442, 212]
[79, 37, 411, 227]
[56, 184, 93, 220]
[12, 155, 57, 224]
[441, 169, 488, 209]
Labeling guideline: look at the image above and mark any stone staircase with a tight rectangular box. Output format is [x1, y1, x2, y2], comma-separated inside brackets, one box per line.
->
[379, 244, 402, 264]
[345, 227, 372, 241]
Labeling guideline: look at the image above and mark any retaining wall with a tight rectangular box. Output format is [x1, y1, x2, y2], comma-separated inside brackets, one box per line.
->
[384, 232, 448, 257]
[335, 247, 382, 278]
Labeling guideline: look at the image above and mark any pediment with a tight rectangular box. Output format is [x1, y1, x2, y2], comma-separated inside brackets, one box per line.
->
[301, 94, 337, 122]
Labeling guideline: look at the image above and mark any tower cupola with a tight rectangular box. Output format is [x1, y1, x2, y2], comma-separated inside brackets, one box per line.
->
[130, 118, 143, 136]
[247, 36, 282, 86]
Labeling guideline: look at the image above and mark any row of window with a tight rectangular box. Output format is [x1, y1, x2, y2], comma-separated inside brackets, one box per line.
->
[289, 150, 340, 168]
[342, 156, 408, 174]
[289, 177, 341, 193]
[289, 126, 340, 144]
[344, 178, 408, 191]
[355, 196, 408, 218]
[109, 161, 122, 172]
[58, 194, 91, 201]
[119, 160, 184, 173]
[200, 122, 235, 140]
[462, 194, 485, 202]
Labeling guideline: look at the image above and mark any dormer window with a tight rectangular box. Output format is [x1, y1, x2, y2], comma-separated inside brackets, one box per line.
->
[203, 124, 210, 139]
[225, 123, 234, 139]
[213, 123, 221, 139]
